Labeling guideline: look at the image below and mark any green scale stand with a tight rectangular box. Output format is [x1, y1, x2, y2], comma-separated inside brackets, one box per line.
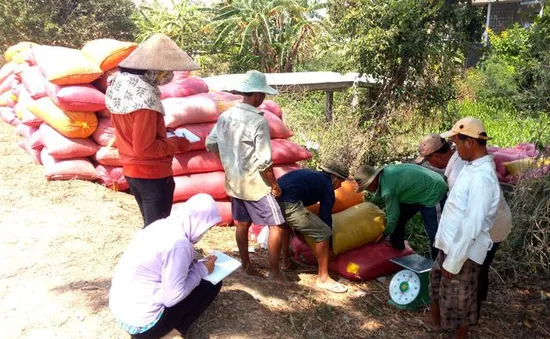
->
[388, 254, 434, 311]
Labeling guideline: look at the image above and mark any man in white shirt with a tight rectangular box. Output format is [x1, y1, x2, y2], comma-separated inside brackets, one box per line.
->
[423, 117, 500, 339]
[416, 133, 512, 313]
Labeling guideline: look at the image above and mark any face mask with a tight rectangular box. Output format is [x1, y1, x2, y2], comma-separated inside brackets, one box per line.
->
[144, 70, 174, 86]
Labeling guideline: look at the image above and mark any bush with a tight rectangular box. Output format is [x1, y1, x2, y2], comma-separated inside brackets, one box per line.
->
[496, 171, 550, 280]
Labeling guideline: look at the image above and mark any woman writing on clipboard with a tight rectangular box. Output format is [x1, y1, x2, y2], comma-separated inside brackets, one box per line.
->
[110, 194, 221, 339]
[106, 33, 199, 227]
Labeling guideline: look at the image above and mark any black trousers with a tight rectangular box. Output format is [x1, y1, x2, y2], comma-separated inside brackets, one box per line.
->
[126, 176, 175, 228]
[390, 202, 441, 260]
[478, 242, 500, 312]
[132, 280, 222, 339]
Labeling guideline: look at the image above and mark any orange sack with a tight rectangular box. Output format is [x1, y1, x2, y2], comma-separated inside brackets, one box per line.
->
[26, 97, 98, 138]
[307, 180, 364, 215]
[82, 39, 137, 71]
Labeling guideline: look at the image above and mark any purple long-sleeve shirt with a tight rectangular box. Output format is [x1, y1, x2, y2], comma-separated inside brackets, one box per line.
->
[109, 194, 220, 327]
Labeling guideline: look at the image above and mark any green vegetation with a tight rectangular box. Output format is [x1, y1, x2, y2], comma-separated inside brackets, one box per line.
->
[0, 0, 137, 51]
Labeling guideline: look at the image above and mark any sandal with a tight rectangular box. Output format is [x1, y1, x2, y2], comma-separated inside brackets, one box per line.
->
[316, 281, 348, 293]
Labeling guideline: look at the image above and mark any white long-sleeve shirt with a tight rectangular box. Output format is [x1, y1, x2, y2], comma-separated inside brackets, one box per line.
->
[435, 155, 500, 274]
[444, 152, 512, 243]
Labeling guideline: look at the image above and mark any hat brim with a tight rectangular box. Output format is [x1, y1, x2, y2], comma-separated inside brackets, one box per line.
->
[320, 166, 350, 180]
[354, 167, 383, 193]
[440, 130, 457, 139]
[414, 155, 426, 164]
[229, 86, 278, 96]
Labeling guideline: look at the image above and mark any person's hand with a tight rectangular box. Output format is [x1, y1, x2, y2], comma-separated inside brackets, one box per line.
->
[203, 255, 217, 274]
[441, 267, 455, 279]
[271, 184, 282, 198]
[176, 137, 191, 152]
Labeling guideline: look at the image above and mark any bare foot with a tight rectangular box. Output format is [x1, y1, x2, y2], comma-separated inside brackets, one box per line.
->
[418, 316, 441, 332]
[267, 270, 290, 285]
[243, 265, 263, 277]
[315, 277, 348, 293]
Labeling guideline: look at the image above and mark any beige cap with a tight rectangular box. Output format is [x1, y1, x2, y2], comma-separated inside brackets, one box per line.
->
[440, 117, 491, 140]
[119, 33, 200, 71]
[415, 133, 446, 164]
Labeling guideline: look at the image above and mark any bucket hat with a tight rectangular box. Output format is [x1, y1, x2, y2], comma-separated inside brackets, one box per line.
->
[228, 70, 278, 95]
[354, 164, 383, 192]
[320, 160, 351, 180]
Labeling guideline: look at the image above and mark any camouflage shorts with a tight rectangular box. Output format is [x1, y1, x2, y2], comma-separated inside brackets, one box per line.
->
[430, 251, 481, 330]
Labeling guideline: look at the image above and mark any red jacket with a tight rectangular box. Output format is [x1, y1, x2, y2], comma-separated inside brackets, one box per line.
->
[111, 109, 188, 179]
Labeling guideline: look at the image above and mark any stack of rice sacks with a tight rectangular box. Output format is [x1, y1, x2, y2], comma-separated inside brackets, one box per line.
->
[0, 40, 138, 191]
[0, 40, 312, 223]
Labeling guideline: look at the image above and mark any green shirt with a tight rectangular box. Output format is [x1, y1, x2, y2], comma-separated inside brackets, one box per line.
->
[375, 164, 448, 236]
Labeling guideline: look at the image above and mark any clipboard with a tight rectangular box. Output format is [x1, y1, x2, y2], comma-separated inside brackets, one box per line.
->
[202, 251, 242, 285]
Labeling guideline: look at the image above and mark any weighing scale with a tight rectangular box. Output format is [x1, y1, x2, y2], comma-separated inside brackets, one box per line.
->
[388, 254, 434, 310]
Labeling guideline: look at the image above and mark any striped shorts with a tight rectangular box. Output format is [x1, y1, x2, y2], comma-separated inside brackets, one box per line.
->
[430, 251, 480, 330]
[231, 194, 285, 226]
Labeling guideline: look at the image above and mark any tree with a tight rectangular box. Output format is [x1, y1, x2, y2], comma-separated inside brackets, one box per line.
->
[0, 0, 137, 52]
[206, 0, 328, 73]
[329, 0, 482, 117]
[133, 0, 210, 56]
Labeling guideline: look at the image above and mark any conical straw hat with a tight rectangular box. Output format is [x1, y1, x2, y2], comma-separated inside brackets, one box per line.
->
[119, 33, 200, 71]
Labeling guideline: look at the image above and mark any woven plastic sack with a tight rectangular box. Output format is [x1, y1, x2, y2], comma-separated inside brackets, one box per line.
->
[4, 42, 38, 62]
[92, 117, 116, 147]
[41, 148, 98, 181]
[159, 76, 209, 99]
[173, 172, 227, 202]
[95, 165, 129, 191]
[26, 97, 98, 138]
[0, 107, 17, 125]
[264, 110, 292, 138]
[330, 241, 414, 281]
[163, 92, 239, 128]
[307, 180, 364, 215]
[21, 66, 46, 99]
[331, 202, 386, 255]
[39, 123, 99, 160]
[172, 150, 222, 176]
[93, 146, 122, 167]
[271, 139, 312, 164]
[45, 82, 106, 111]
[82, 39, 137, 71]
[34, 46, 102, 85]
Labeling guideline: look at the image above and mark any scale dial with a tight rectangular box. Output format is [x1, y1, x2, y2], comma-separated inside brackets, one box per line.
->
[389, 269, 421, 305]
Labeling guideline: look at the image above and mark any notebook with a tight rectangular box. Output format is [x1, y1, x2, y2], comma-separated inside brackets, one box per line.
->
[202, 251, 242, 285]
[167, 128, 201, 143]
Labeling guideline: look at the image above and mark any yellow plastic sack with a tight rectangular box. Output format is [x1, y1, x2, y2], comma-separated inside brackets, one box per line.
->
[26, 97, 98, 138]
[4, 41, 38, 62]
[332, 202, 386, 255]
[504, 157, 550, 176]
[82, 39, 137, 71]
[33, 46, 102, 85]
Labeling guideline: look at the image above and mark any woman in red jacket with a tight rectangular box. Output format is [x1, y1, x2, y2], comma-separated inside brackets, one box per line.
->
[106, 33, 199, 227]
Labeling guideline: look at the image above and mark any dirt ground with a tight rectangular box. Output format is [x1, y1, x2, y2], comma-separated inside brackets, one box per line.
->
[1, 121, 549, 339]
